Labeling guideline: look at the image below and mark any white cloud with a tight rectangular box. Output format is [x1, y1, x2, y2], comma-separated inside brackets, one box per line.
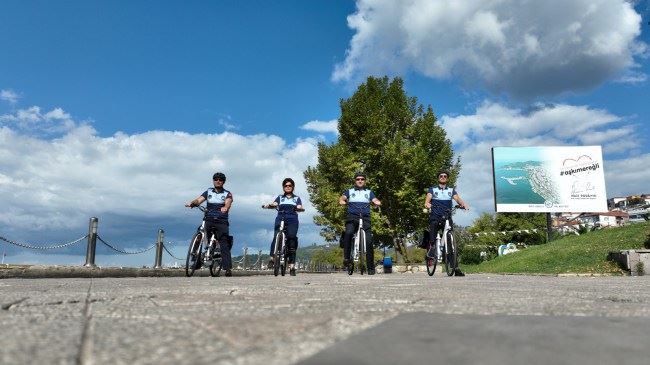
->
[300, 119, 339, 135]
[0, 106, 77, 134]
[1, 89, 20, 104]
[334, 0, 646, 98]
[616, 70, 648, 84]
[0, 107, 324, 261]
[440, 101, 646, 225]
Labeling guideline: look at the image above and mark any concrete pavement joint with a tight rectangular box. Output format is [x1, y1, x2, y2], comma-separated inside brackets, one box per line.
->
[1, 297, 27, 310]
[76, 278, 94, 365]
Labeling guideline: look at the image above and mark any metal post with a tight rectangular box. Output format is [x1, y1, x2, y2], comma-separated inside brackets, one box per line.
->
[154, 229, 164, 269]
[546, 213, 553, 242]
[258, 250, 262, 270]
[84, 217, 98, 267]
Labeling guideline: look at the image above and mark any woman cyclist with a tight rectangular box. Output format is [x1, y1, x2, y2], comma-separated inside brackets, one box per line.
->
[262, 178, 304, 276]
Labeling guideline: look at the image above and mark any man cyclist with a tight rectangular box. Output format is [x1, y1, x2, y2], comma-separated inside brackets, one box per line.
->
[339, 172, 381, 275]
[424, 170, 469, 276]
[185, 172, 234, 277]
[263, 178, 304, 276]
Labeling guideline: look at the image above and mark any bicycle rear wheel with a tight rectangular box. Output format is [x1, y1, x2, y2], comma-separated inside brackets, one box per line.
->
[444, 232, 457, 277]
[426, 244, 437, 276]
[185, 232, 202, 277]
[358, 231, 365, 275]
[273, 232, 283, 277]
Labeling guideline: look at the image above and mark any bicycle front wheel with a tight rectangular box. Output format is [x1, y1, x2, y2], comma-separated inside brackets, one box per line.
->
[209, 248, 222, 277]
[273, 232, 284, 277]
[358, 231, 365, 275]
[444, 232, 457, 277]
[426, 244, 437, 276]
[185, 232, 202, 277]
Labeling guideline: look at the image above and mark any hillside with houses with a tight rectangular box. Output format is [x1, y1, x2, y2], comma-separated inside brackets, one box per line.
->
[553, 194, 650, 234]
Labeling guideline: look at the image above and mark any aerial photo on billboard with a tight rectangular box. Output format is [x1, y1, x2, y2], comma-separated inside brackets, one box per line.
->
[492, 146, 607, 213]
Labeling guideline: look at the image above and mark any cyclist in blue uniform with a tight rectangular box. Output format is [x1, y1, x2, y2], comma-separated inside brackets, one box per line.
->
[185, 172, 234, 276]
[339, 172, 382, 275]
[263, 178, 304, 276]
[424, 170, 469, 276]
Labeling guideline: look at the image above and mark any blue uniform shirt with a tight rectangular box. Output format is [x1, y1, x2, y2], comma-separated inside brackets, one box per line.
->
[273, 194, 302, 223]
[343, 187, 375, 217]
[201, 188, 233, 222]
[429, 185, 456, 219]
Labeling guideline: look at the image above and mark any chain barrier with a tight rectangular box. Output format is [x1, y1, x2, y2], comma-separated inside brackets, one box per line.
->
[162, 242, 184, 261]
[0, 234, 88, 250]
[97, 235, 157, 255]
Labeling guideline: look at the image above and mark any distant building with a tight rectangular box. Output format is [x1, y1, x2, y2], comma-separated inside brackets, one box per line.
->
[578, 211, 629, 227]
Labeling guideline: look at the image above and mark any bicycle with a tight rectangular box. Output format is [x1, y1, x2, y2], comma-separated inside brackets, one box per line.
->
[185, 206, 222, 277]
[423, 205, 464, 277]
[347, 206, 381, 275]
[262, 204, 304, 276]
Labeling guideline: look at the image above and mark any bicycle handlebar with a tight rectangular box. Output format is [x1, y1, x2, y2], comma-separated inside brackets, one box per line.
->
[422, 205, 465, 214]
[190, 205, 207, 213]
[261, 205, 304, 212]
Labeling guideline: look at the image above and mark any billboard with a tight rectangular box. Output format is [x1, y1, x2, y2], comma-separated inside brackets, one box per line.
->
[492, 146, 607, 212]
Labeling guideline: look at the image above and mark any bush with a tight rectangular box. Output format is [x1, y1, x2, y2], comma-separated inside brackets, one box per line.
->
[460, 246, 484, 265]
[460, 245, 497, 265]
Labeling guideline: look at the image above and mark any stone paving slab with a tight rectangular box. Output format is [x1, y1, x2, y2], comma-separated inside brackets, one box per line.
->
[300, 312, 650, 365]
[1, 273, 649, 364]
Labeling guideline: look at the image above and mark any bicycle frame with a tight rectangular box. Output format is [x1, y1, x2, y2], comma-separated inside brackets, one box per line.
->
[434, 217, 453, 261]
[192, 207, 220, 264]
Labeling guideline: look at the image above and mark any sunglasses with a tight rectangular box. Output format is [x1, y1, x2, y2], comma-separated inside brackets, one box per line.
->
[355, 178, 365, 181]
[438, 175, 448, 178]
[213, 178, 224, 182]
[283, 184, 293, 188]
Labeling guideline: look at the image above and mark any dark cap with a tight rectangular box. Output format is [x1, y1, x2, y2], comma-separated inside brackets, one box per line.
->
[213, 172, 226, 181]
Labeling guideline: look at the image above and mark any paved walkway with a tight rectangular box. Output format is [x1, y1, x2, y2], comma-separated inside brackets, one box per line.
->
[1, 273, 649, 364]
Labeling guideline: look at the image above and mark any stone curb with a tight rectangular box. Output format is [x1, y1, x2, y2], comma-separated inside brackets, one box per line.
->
[0, 265, 278, 279]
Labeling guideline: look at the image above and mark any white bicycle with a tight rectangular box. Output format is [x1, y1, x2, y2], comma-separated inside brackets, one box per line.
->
[185, 206, 222, 277]
[423, 205, 464, 277]
[347, 212, 367, 275]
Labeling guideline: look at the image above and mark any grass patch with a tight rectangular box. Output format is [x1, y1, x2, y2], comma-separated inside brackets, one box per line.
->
[463, 222, 650, 274]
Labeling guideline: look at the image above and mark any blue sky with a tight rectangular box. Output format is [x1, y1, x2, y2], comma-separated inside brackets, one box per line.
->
[1, 0, 649, 266]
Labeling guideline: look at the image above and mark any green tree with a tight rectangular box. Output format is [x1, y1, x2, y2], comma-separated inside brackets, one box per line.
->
[304, 76, 459, 258]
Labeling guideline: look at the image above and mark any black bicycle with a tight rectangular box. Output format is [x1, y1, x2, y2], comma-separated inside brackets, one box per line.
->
[262, 205, 304, 276]
[186, 206, 222, 277]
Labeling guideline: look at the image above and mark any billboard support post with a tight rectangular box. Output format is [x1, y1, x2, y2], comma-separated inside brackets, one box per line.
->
[546, 213, 553, 242]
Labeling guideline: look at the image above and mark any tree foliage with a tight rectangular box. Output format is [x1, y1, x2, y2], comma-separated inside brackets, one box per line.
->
[304, 76, 459, 246]
[468, 212, 548, 246]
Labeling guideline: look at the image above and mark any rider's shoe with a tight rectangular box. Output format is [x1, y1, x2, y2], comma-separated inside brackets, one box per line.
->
[453, 268, 465, 277]
[426, 246, 436, 259]
[225, 269, 233, 277]
[290, 268, 296, 276]
[367, 268, 376, 275]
